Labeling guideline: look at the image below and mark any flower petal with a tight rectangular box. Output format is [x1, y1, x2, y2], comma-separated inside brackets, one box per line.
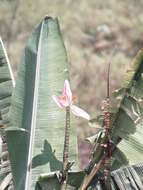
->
[63, 80, 72, 105]
[71, 105, 90, 120]
[59, 98, 69, 107]
[52, 95, 65, 108]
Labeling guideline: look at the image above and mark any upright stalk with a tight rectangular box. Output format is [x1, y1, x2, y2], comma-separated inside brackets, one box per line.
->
[61, 106, 70, 190]
[103, 98, 111, 189]
[80, 49, 116, 190]
[102, 55, 112, 189]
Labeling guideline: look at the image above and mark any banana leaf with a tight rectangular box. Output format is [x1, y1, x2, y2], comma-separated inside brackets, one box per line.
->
[37, 163, 143, 190]
[0, 38, 15, 189]
[0, 37, 15, 126]
[115, 51, 143, 165]
[6, 17, 78, 190]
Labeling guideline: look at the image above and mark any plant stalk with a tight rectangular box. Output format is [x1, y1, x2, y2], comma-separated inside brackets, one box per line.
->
[101, 52, 112, 189]
[80, 51, 116, 190]
[60, 106, 70, 190]
[103, 98, 111, 189]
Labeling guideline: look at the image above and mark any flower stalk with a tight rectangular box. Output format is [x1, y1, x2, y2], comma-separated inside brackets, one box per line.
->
[52, 80, 90, 189]
[60, 106, 71, 190]
[63, 106, 70, 172]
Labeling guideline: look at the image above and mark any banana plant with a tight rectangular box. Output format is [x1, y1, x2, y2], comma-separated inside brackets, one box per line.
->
[36, 49, 143, 190]
[6, 17, 79, 190]
[1, 16, 143, 190]
[0, 37, 15, 189]
[82, 50, 143, 189]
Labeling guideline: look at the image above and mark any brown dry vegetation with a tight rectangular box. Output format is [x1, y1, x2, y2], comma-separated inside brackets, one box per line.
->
[1, 0, 143, 168]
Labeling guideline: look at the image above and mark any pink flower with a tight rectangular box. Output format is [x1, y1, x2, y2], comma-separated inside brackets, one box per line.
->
[52, 80, 90, 120]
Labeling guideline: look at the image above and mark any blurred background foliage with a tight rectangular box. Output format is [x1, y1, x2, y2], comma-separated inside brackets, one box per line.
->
[1, 0, 143, 169]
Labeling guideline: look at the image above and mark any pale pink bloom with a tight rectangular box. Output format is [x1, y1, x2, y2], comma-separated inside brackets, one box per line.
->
[52, 80, 90, 120]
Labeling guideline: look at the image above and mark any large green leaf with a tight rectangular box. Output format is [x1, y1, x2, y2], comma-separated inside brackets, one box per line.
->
[117, 120, 143, 164]
[6, 17, 78, 190]
[0, 37, 15, 125]
[116, 51, 143, 165]
[0, 37, 15, 189]
[111, 53, 143, 140]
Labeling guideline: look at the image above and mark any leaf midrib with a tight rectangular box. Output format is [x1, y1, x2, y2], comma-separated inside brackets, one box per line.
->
[24, 20, 44, 190]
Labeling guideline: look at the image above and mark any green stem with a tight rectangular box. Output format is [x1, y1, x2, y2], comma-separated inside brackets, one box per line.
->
[61, 106, 70, 190]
